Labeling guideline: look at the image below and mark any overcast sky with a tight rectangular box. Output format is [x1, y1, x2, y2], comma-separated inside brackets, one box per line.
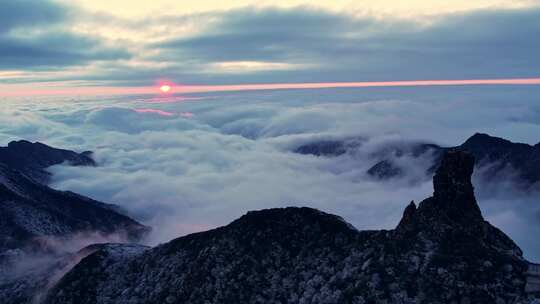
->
[1, 0, 540, 94]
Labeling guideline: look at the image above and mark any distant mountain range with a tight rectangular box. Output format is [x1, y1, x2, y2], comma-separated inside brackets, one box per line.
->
[43, 151, 539, 303]
[295, 133, 540, 188]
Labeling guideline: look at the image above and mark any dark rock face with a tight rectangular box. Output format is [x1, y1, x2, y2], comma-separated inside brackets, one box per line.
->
[395, 151, 486, 239]
[45, 151, 533, 304]
[431, 150, 482, 223]
[396, 201, 416, 232]
[0, 140, 95, 184]
[392, 152, 528, 303]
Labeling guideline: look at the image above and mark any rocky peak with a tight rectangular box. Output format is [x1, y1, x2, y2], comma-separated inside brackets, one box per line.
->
[432, 150, 483, 223]
[462, 132, 511, 147]
[396, 200, 417, 232]
[395, 150, 485, 237]
[460, 133, 534, 164]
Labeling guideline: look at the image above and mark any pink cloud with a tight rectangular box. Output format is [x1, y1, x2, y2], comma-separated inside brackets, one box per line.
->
[134, 108, 176, 117]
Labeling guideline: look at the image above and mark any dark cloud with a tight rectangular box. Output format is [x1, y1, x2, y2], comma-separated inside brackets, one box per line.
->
[153, 6, 540, 82]
[2, 3, 539, 85]
[0, 0, 65, 33]
[0, 33, 130, 69]
[156, 8, 377, 62]
[0, 0, 130, 69]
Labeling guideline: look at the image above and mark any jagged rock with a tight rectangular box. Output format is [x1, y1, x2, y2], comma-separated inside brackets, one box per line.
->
[44, 151, 534, 304]
[395, 201, 416, 233]
[431, 150, 482, 223]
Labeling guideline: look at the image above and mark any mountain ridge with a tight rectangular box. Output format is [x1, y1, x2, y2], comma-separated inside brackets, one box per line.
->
[0, 140, 150, 304]
[295, 133, 540, 187]
[0, 141, 148, 254]
[0, 140, 95, 184]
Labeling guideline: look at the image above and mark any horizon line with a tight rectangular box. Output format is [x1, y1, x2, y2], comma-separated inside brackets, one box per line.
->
[1, 77, 540, 97]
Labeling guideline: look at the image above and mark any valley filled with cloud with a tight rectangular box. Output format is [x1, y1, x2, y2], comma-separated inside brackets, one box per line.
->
[2, 85, 539, 259]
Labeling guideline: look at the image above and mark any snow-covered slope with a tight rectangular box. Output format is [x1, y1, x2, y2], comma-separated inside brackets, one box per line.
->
[0, 141, 149, 253]
[0, 163, 149, 253]
[0, 140, 150, 304]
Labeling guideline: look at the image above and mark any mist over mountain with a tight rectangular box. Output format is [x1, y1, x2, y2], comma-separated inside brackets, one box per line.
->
[294, 132, 540, 188]
[2, 0, 540, 302]
[0, 87, 539, 303]
[293, 132, 540, 263]
[1, 136, 539, 303]
[42, 151, 539, 303]
[0, 140, 148, 253]
[0, 141, 149, 304]
[2, 87, 540, 262]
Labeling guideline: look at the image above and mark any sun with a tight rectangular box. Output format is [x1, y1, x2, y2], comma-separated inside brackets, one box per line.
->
[160, 85, 171, 93]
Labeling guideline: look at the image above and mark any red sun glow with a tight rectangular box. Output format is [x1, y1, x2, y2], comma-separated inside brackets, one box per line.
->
[160, 85, 171, 93]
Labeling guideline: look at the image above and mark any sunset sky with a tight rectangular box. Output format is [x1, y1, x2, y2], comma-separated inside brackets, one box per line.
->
[1, 0, 540, 95]
[2, 0, 540, 260]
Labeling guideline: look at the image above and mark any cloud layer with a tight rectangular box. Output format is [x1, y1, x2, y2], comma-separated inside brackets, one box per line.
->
[2, 86, 539, 259]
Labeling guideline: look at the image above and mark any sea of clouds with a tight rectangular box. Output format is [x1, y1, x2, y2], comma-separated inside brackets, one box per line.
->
[1, 86, 539, 259]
